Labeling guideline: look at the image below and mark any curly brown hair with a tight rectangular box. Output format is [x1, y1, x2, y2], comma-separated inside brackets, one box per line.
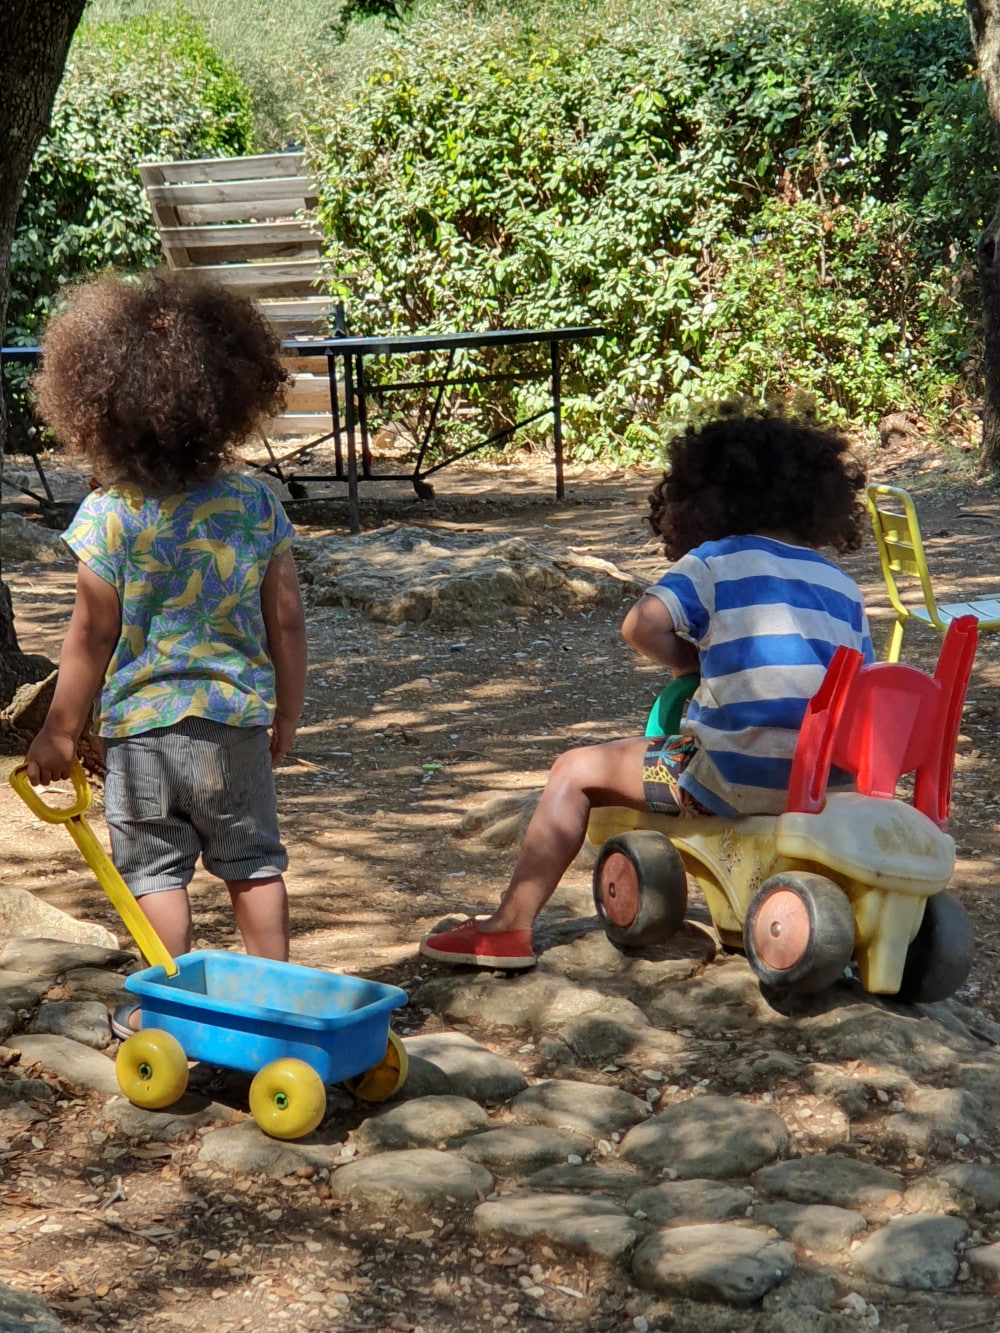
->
[648, 413, 867, 560]
[34, 270, 289, 491]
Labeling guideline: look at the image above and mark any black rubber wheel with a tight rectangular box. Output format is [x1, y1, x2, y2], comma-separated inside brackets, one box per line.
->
[743, 871, 856, 995]
[592, 831, 688, 948]
[895, 891, 973, 1004]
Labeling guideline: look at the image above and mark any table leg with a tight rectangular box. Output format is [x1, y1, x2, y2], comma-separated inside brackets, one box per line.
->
[551, 339, 564, 500]
[343, 353, 361, 534]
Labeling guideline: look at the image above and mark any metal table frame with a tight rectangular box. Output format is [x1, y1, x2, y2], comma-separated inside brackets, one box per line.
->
[0, 346, 55, 508]
[271, 325, 604, 532]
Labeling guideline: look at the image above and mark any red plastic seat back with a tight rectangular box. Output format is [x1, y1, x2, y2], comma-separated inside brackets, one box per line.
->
[786, 615, 977, 827]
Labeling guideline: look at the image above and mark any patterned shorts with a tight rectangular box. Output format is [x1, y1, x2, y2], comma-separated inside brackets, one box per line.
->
[642, 734, 714, 817]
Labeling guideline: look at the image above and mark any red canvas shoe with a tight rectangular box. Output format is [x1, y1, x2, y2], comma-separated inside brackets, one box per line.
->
[419, 918, 536, 970]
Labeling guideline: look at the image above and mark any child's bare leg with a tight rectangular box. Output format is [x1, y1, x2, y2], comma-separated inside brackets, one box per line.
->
[484, 735, 653, 933]
[226, 875, 289, 961]
[136, 888, 193, 958]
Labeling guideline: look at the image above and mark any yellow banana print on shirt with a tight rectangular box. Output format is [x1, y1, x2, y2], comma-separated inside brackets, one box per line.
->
[179, 538, 237, 580]
[104, 512, 125, 554]
[191, 497, 244, 524]
[164, 570, 203, 609]
[119, 623, 147, 657]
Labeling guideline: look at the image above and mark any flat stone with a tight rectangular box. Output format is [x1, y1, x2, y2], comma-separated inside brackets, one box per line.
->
[795, 1001, 969, 1076]
[0, 1076, 54, 1109]
[509, 1078, 648, 1138]
[353, 1094, 490, 1154]
[632, 1222, 795, 1305]
[104, 1095, 243, 1140]
[198, 1120, 343, 1175]
[0, 1279, 69, 1332]
[884, 1086, 989, 1151]
[754, 1201, 867, 1252]
[399, 1032, 526, 1103]
[644, 958, 788, 1036]
[451, 1124, 592, 1173]
[0, 1007, 18, 1044]
[627, 1179, 752, 1225]
[938, 1163, 1000, 1212]
[851, 1214, 968, 1289]
[30, 1001, 112, 1050]
[417, 970, 651, 1039]
[0, 938, 133, 978]
[524, 1163, 648, 1194]
[62, 967, 134, 1003]
[805, 1065, 872, 1120]
[966, 1241, 1000, 1283]
[0, 969, 52, 1011]
[331, 1147, 492, 1208]
[12, 1033, 119, 1095]
[474, 1190, 646, 1260]
[620, 1095, 790, 1178]
[0, 900, 119, 955]
[754, 1154, 903, 1215]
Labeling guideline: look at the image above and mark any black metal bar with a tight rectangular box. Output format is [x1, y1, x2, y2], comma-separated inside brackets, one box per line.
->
[551, 339, 564, 500]
[342, 353, 361, 534]
[420, 409, 549, 477]
[326, 350, 345, 480]
[410, 348, 455, 493]
[355, 352, 374, 479]
[373, 371, 523, 394]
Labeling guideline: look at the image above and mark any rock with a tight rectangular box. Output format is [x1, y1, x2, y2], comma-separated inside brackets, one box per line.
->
[626, 1179, 752, 1226]
[0, 970, 51, 1011]
[104, 1095, 243, 1140]
[883, 1086, 989, 1151]
[0, 938, 132, 977]
[523, 1163, 648, 1195]
[754, 1154, 904, 1216]
[198, 1121, 342, 1175]
[754, 1201, 867, 1252]
[12, 1033, 119, 1095]
[353, 1094, 490, 1154]
[0, 512, 66, 564]
[509, 1078, 648, 1138]
[620, 1096, 790, 1178]
[0, 1279, 69, 1332]
[294, 526, 642, 627]
[450, 1124, 593, 1174]
[0, 1075, 54, 1108]
[30, 1000, 112, 1050]
[795, 1000, 970, 1076]
[62, 967, 135, 1003]
[632, 1223, 796, 1305]
[643, 957, 787, 1035]
[331, 1147, 493, 1208]
[0, 904, 119, 954]
[399, 1032, 527, 1102]
[474, 1191, 646, 1260]
[966, 1241, 1000, 1283]
[851, 1214, 969, 1289]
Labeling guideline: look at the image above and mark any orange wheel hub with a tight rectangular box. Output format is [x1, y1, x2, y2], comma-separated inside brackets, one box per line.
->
[599, 852, 639, 928]
[752, 889, 812, 971]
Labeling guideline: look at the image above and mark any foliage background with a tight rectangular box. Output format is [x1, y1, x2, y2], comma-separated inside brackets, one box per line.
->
[4, 0, 996, 464]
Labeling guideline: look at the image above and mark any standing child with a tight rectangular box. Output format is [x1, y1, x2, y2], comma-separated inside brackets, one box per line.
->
[420, 412, 874, 970]
[24, 271, 308, 1036]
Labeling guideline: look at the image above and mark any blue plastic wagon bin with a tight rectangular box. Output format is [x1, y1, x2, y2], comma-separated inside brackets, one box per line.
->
[125, 951, 408, 1085]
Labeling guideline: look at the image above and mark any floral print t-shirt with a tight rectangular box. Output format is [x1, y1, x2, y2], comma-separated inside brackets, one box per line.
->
[64, 472, 294, 738]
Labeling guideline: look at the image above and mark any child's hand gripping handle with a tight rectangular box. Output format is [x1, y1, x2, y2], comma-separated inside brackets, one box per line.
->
[9, 762, 178, 977]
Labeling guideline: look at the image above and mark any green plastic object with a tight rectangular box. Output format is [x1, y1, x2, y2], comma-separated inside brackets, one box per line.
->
[644, 673, 698, 739]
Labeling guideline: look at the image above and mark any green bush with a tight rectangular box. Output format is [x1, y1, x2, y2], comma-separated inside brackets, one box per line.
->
[6, 11, 255, 345]
[305, 0, 993, 461]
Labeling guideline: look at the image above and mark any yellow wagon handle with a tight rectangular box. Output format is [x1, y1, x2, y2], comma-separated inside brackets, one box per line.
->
[9, 761, 178, 978]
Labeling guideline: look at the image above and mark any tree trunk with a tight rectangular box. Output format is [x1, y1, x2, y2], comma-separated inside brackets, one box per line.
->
[0, 0, 88, 708]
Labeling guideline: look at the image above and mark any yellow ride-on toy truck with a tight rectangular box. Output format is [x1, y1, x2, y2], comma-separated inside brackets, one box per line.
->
[587, 615, 978, 1003]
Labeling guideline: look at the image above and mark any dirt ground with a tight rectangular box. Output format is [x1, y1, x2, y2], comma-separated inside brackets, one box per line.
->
[1, 439, 1000, 1331]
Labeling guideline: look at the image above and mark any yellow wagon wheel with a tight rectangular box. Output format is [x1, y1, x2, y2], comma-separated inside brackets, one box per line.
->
[344, 1030, 409, 1103]
[116, 1029, 189, 1109]
[249, 1058, 327, 1140]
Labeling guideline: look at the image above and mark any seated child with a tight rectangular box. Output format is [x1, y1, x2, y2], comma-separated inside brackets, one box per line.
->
[420, 412, 874, 970]
[24, 271, 308, 1036]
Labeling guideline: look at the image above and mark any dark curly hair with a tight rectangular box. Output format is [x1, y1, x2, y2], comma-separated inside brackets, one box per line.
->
[648, 413, 867, 560]
[34, 270, 289, 491]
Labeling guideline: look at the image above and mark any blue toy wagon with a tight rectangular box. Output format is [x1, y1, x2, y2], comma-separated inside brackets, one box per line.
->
[11, 763, 408, 1139]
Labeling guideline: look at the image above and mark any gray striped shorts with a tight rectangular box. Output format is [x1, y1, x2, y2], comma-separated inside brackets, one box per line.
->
[103, 717, 288, 897]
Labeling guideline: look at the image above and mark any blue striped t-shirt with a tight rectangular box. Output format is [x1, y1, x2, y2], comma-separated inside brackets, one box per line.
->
[645, 535, 874, 817]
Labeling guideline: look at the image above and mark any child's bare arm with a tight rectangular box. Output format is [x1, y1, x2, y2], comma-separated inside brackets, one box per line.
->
[621, 594, 699, 674]
[26, 564, 121, 785]
[260, 549, 308, 764]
